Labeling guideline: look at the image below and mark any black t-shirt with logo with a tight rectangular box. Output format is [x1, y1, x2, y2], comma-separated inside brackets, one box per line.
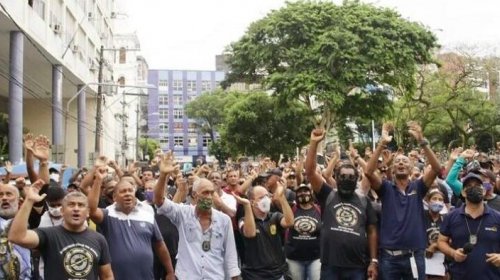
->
[35, 225, 111, 280]
[316, 183, 377, 268]
[424, 211, 443, 246]
[285, 206, 322, 261]
[240, 212, 287, 280]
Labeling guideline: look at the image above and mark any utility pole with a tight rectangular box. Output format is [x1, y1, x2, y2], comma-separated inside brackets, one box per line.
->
[120, 91, 128, 166]
[95, 45, 104, 155]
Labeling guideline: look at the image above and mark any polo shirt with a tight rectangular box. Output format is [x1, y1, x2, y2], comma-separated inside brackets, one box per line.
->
[100, 201, 163, 280]
[378, 178, 427, 250]
[440, 205, 500, 280]
[240, 212, 287, 280]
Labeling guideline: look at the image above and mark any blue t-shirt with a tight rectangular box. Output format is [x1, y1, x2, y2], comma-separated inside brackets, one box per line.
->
[378, 178, 427, 250]
[440, 205, 500, 280]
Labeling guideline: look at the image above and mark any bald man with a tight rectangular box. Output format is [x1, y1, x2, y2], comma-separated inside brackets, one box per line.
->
[0, 183, 32, 279]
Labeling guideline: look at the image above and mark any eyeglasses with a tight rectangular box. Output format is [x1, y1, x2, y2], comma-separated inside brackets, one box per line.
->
[338, 174, 357, 181]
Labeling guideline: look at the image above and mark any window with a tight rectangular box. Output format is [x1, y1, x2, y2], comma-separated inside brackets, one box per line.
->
[202, 136, 211, 147]
[173, 96, 183, 106]
[173, 80, 183, 91]
[118, 76, 125, 87]
[30, 0, 46, 19]
[173, 122, 183, 132]
[186, 80, 196, 92]
[188, 136, 197, 146]
[119, 47, 126, 64]
[159, 123, 169, 133]
[159, 96, 169, 105]
[174, 136, 184, 147]
[173, 109, 183, 119]
[188, 123, 197, 133]
[159, 139, 169, 146]
[186, 95, 197, 103]
[201, 80, 211, 92]
[159, 109, 168, 119]
[158, 80, 168, 92]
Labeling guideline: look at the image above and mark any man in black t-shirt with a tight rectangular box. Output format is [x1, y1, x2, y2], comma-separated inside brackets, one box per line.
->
[306, 129, 378, 280]
[9, 181, 113, 280]
[237, 185, 294, 280]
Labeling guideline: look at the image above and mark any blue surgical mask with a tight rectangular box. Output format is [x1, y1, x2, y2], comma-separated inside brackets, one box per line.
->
[144, 191, 154, 203]
[429, 201, 444, 213]
[483, 183, 493, 192]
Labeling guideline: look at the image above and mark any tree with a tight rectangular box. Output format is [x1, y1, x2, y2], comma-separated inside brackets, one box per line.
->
[138, 137, 160, 161]
[392, 51, 500, 151]
[220, 92, 314, 161]
[223, 0, 438, 131]
[184, 90, 241, 142]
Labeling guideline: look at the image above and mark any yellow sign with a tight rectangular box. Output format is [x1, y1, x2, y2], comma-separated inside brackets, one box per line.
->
[270, 224, 276, 235]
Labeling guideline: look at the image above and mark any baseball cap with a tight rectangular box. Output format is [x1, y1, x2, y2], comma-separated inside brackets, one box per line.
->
[461, 173, 483, 187]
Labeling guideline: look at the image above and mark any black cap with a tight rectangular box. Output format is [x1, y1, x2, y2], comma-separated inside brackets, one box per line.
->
[49, 167, 59, 174]
[266, 168, 282, 177]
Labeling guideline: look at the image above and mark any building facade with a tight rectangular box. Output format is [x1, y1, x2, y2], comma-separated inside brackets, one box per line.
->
[147, 70, 225, 160]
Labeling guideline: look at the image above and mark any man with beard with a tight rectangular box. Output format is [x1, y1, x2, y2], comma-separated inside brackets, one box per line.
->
[285, 183, 321, 280]
[8, 181, 113, 280]
[154, 152, 240, 280]
[306, 129, 378, 280]
[365, 122, 442, 280]
[87, 162, 175, 280]
[438, 173, 500, 279]
[0, 183, 31, 279]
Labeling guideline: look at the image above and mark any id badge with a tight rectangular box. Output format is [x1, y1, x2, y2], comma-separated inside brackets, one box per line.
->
[410, 255, 418, 279]
[469, 234, 477, 245]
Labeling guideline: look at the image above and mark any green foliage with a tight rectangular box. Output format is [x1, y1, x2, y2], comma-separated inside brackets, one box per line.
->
[184, 90, 242, 141]
[224, 0, 438, 127]
[138, 137, 160, 161]
[0, 113, 8, 159]
[220, 92, 314, 161]
[392, 54, 500, 151]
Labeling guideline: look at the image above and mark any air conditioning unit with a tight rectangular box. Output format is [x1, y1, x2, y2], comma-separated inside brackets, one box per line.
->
[52, 24, 62, 34]
[71, 45, 80, 53]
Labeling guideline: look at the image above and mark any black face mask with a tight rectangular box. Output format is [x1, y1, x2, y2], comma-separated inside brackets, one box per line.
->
[465, 186, 484, 204]
[338, 179, 357, 199]
[297, 194, 312, 204]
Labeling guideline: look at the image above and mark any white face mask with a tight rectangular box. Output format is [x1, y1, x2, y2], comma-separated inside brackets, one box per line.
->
[257, 196, 271, 213]
[49, 173, 60, 182]
[48, 206, 62, 217]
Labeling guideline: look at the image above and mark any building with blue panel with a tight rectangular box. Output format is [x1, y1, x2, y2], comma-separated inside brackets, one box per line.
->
[147, 70, 225, 159]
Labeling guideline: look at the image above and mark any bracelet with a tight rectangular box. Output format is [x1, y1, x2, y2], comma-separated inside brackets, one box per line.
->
[370, 258, 378, 264]
[419, 139, 429, 147]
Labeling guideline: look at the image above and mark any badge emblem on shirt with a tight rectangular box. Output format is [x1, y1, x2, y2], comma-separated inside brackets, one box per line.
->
[270, 224, 277, 235]
[485, 226, 497, 232]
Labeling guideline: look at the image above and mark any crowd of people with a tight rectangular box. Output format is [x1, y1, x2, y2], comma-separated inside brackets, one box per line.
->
[0, 122, 499, 280]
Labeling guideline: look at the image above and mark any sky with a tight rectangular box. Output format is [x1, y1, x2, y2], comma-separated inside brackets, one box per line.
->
[124, 0, 500, 70]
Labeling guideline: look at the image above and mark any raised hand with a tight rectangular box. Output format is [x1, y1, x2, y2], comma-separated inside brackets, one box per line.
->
[94, 166, 108, 181]
[15, 177, 26, 190]
[159, 151, 178, 174]
[348, 140, 359, 160]
[381, 149, 394, 165]
[23, 133, 35, 152]
[127, 161, 138, 173]
[32, 135, 50, 161]
[407, 121, 424, 142]
[380, 123, 393, 145]
[24, 179, 46, 202]
[460, 149, 475, 161]
[4, 161, 12, 174]
[232, 192, 250, 206]
[449, 147, 463, 161]
[108, 160, 119, 170]
[310, 129, 326, 143]
[95, 156, 108, 168]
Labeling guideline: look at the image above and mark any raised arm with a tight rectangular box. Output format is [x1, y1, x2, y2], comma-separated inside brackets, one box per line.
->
[276, 184, 294, 228]
[23, 134, 38, 183]
[127, 162, 143, 187]
[236, 170, 257, 195]
[365, 124, 393, 191]
[2, 161, 12, 184]
[408, 122, 441, 188]
[32, 135, 51, 184]
[305, 129, 327, 193]
[234, 193, 255, 238]
[8, 179, 45, 248]
[108, 160, 124, 178]
[172, 175, 188, 204]
[88, 165, 107, 224]
[322, 149, 339, 188]
[154, 151, 177, 206]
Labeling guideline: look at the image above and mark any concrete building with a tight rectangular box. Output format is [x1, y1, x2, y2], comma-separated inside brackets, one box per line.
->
[0, 0, 118, 167]
[147, 69, 225, 161]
